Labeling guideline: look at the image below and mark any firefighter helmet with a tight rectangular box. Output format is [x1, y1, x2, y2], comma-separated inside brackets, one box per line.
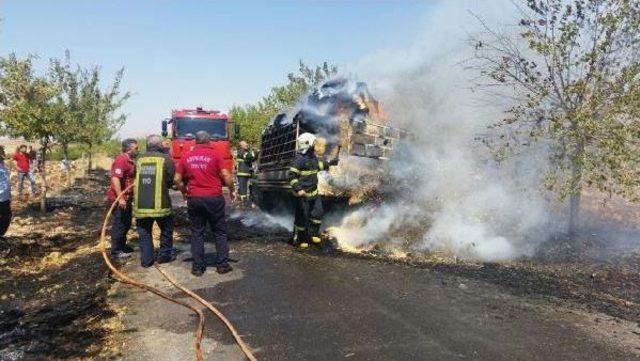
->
[297, 133, 316, 154]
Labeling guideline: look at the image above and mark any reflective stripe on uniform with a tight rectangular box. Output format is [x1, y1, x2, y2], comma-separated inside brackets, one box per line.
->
[305, 189, 318, 198]
[295, 226, 306, 231]
[311, 218, 322, 224]
[289, 167, 300, 174]
[300, 170, 318, 176]
[290, 178, 299, 186]
[318, 160, 324, 170]
[134, 156, 171, 218]
[237, 172, 252, 177]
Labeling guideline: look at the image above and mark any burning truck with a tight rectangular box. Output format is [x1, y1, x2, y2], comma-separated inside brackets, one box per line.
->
[251, 79, 404, 211]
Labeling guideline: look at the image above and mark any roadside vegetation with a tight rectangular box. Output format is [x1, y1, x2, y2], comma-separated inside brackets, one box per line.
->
[0, 50, 129, 211]
[472, 0, 640, 234]
[230, 61, 337, 145]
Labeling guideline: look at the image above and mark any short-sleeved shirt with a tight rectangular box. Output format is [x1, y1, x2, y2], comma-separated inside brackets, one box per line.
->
[13, 152, 30, 173]
[0, 164, 11, 202]
[106, 153, 136, 202]
[176, 145, 224, 198]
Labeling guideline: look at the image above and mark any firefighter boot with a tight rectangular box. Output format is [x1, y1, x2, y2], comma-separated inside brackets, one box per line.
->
[293, 226, 309, 249]
[238, 195, 247, 209]
[310, 218, 322, 245]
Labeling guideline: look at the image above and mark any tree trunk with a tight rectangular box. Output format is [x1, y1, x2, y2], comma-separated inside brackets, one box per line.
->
[86, 143, 93, 175]
[62, 143, 71, 187]
[567, 146, 584, 240]
[87, 152, 93, 174]
[568, 189, 581, 238]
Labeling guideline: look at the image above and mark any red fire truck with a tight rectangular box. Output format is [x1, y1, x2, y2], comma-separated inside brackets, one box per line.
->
[161, 107, 237, 170]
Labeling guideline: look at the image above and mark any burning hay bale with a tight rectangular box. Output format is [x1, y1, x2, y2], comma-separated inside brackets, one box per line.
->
[255, 78, 405, 211]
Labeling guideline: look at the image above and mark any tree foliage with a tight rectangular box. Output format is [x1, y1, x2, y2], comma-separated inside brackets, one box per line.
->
[50, 51, 130, 159]
[472, 0, 640, 232]
[0, 54, 60, 145]
[0, 51, 130, 210]
[230, 61, 338, 145]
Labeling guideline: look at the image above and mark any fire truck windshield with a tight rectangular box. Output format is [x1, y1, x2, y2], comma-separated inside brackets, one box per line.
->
[174, 118, 227, 139]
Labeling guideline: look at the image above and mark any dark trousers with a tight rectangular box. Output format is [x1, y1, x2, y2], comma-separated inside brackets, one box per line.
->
[0, 201, 11, 236]
[110, 202, 132, 254]
[293, 196, 324, 243]
[187, 196, 229, 271]
[136, 216, 174, 267]
[238, 176, 250, 198]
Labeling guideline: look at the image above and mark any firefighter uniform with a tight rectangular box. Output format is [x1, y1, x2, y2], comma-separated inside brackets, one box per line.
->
[235, 149, 255, 202]
[288, 151, 330, 247]
[133, 145, 175, 267]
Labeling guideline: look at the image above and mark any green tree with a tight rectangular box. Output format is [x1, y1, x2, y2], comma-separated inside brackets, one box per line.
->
[0, 52, 130, 210]
[231, 61, 338, 145]
[49, 51, 81, 161]
[0, 54, 61, 211]
[473, 0, 640, 236]
[78, 66, 129, 172]
[50, 51, 129, 173]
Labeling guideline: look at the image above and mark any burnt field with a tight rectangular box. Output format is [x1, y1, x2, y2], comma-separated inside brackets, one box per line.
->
[0, 172, 121, 360]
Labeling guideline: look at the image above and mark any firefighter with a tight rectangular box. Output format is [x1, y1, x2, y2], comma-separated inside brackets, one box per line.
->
[133, 135, 175, 267]
[175, 131, 237, 276]
[160, 139, 171, 154]
[288, 132, 338, 249]
[235, 141, 255, 206]
[107, 139, 139, 259]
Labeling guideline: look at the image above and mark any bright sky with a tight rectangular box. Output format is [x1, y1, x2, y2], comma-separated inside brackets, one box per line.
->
[1, 0, 433, 136]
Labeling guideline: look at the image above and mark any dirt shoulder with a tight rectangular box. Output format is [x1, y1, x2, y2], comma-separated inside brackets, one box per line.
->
[0, 172, 122, 360]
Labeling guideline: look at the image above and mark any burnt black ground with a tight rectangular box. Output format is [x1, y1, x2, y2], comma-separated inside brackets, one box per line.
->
[0, 173, 118, 360]
[114, 213, 639, 361]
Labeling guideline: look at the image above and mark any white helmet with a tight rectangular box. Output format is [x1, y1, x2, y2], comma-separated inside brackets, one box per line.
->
[297, 132, 316, 154]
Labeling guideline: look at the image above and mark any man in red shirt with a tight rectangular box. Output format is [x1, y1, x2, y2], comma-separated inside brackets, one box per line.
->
[106, 139, 139, 258]
[13, 145, 38, 200]
[175, 131, 236, 276]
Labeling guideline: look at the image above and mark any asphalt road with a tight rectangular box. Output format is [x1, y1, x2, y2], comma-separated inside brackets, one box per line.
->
[112, 216, 639, 361]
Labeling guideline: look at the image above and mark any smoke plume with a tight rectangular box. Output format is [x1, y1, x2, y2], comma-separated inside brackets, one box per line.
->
[230, 210, 292, 232]
[326, 0, 559, 261]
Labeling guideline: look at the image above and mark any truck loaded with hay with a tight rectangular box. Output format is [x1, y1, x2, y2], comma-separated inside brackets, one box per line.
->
[251, 79, 404, 211]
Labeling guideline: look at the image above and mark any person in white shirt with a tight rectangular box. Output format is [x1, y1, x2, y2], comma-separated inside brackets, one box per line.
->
[0, 155, 12, 237]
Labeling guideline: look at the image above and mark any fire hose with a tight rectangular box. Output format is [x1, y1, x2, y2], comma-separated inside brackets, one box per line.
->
[99, 184, 257, 361]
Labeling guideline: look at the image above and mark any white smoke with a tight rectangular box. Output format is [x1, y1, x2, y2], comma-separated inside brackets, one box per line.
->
[328, 0, 559, 261]
[230, 210, 293, 231]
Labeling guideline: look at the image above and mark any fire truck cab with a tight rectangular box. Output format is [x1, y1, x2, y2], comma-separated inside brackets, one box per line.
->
[161, 107, 236, 170]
